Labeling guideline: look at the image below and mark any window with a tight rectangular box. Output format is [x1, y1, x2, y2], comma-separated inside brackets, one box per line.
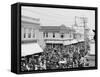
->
[73, 34, 76, 39]
[70, 33, 72, 38]
[53, 33, 55, 38]
[33, 32, 35, 38]
[43, 32, 48, 38]
[32, 29, 35, 38]
[24, 33, 26, 38]
[46, 32, 48, 37]
[61, 33, 64, 38]
[80, 35, 81, 38]
[43, 32, 45, 38]
[24, 28, 26, 38]
[28, 28, 31, 38]
[28, 33, 31, 38]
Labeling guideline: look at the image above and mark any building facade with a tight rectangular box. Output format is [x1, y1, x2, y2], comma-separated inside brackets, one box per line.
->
[21, 16, 84, 49]
[21, 16, 41, 43]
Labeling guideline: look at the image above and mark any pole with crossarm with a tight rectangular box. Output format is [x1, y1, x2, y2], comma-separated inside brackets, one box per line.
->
[74, 16, 88, 54]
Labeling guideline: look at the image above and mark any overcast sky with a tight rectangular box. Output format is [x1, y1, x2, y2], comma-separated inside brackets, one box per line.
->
[21, 6, 95, 36]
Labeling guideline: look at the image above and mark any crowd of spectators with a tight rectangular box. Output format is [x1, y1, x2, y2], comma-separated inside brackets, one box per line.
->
[21, 41, 90, 71]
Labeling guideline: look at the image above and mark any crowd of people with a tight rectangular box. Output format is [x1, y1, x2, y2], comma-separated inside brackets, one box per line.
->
[21, 41, 90, 71]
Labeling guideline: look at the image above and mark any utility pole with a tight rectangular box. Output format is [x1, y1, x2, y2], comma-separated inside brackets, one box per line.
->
[74, 16, 88, 53]
[81, 17, 88, 53]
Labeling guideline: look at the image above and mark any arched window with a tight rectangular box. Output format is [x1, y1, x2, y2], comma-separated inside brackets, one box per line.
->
[46, 32, 48, 37]
[61, 33, 64, 38]
[53, 33, 55, 38]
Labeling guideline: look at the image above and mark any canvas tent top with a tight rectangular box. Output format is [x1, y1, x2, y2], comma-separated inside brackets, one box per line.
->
[21, 43, 43, 56]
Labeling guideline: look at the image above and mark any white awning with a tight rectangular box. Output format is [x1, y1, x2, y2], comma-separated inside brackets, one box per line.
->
[78, 39, 84, 42]
[46, 41, 63, 44]
[21, 43, 43, 56]
[63, 41, 71, 45]
[71, 39, 78, 44]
